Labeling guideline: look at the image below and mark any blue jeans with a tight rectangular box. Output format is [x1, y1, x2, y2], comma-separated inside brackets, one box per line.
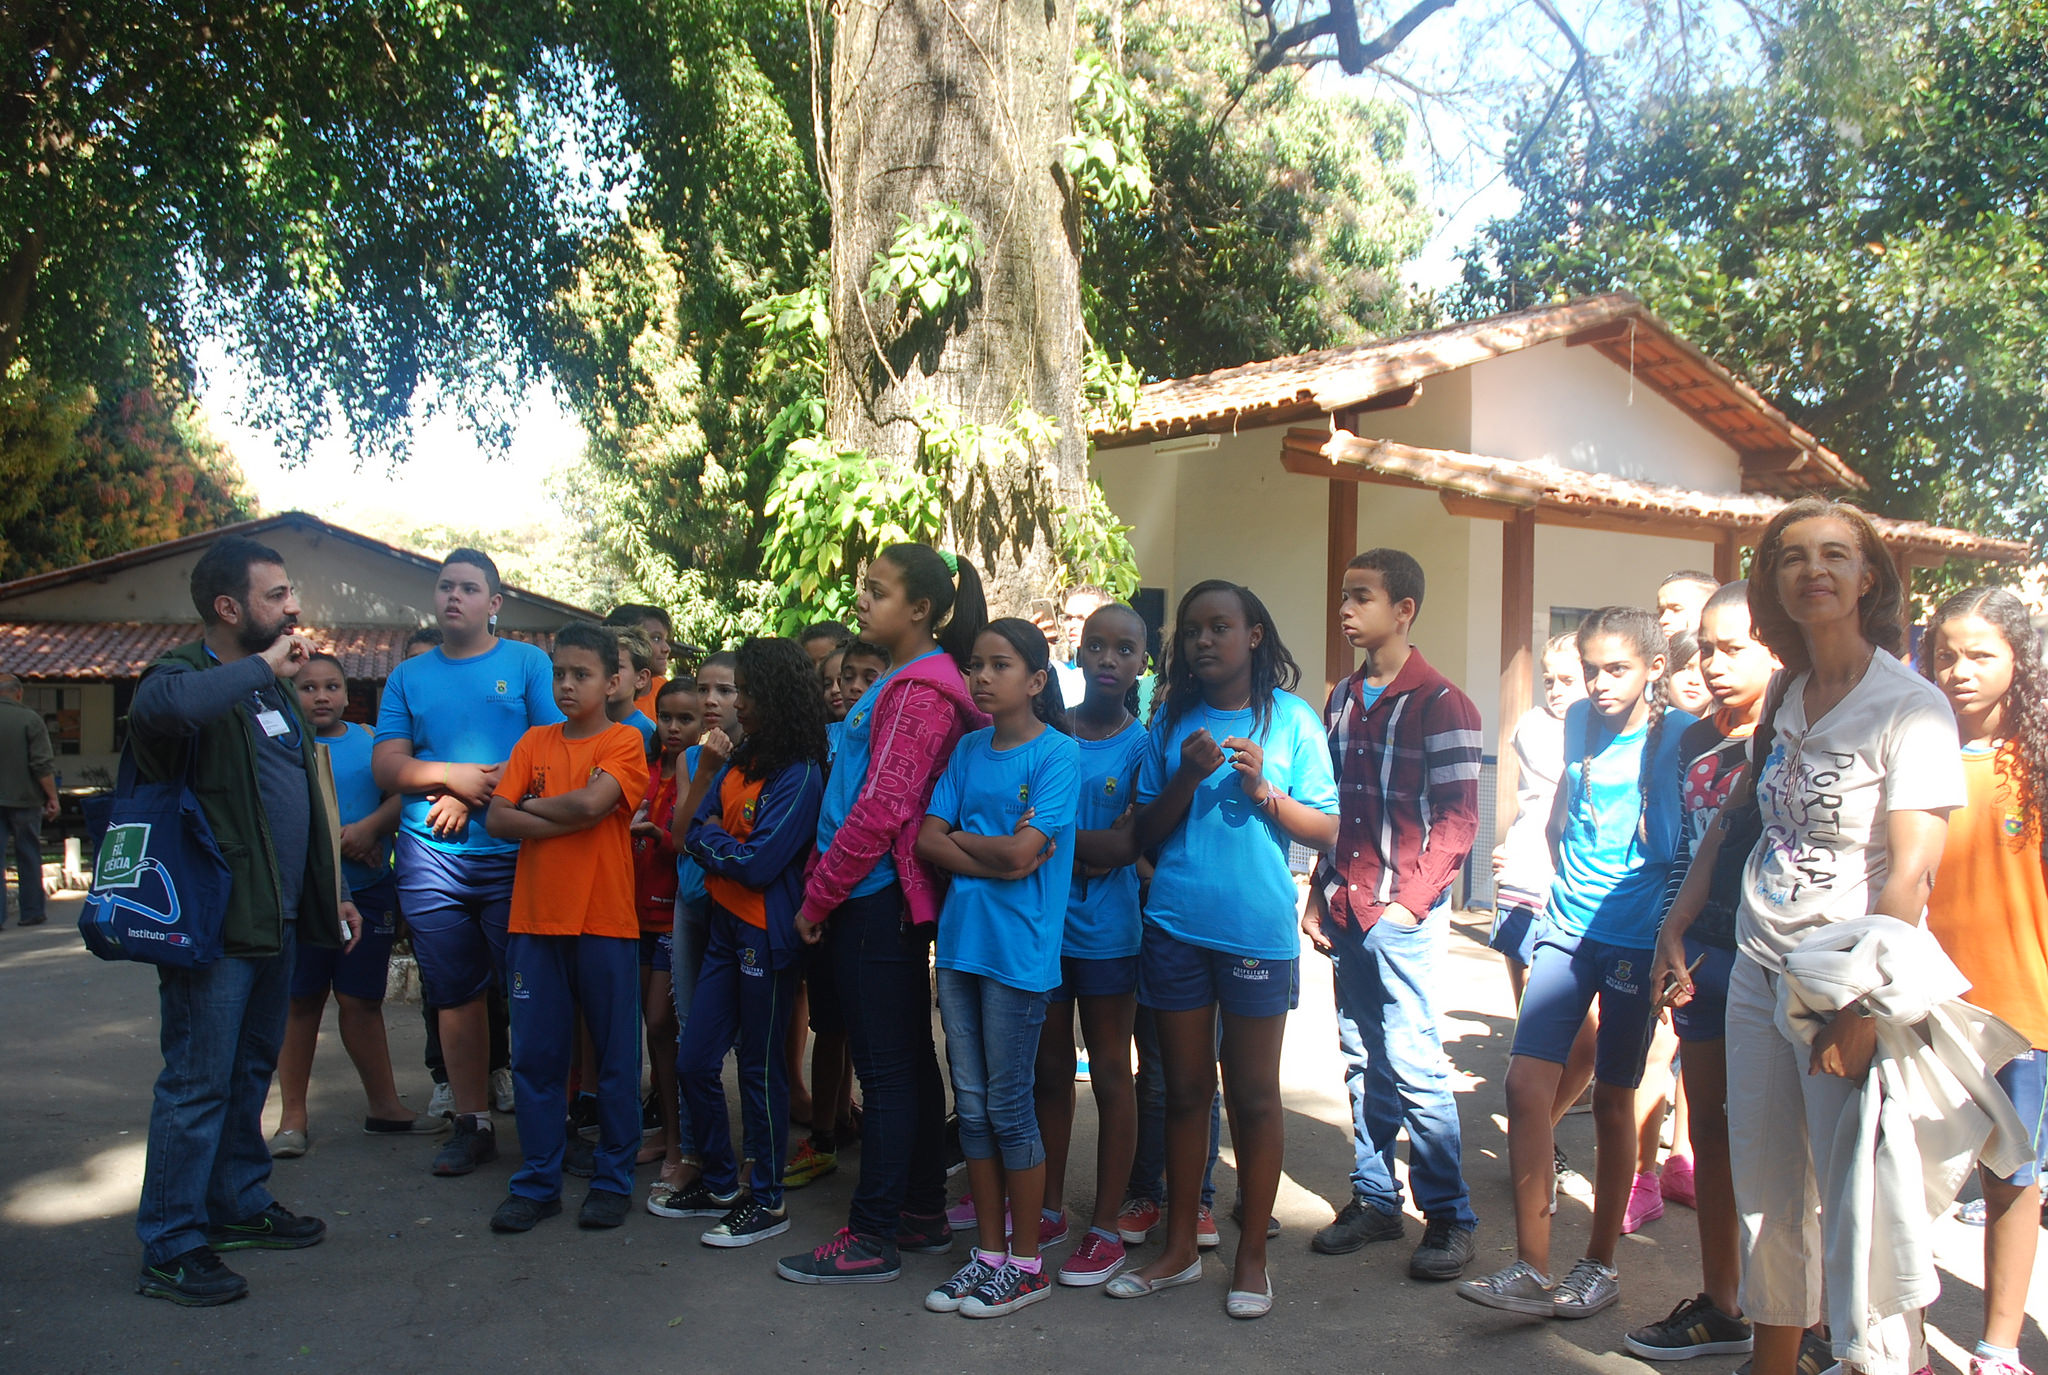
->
[0, 805, 43, 926]
[1127, 1005, 1220, 1208]
[831, 886, 948, 1237]
[678, 906, 797, 1207]
[506, 932, 642, 1199]
[936, 969, 1049, 1171]
[1327, 907, 1476, 1226]
[137, 923, 295, 1264]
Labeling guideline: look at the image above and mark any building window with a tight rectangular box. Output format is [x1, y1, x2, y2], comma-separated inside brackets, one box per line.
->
[1549, 606, 1594, 639]
[25, 685, 82, 755]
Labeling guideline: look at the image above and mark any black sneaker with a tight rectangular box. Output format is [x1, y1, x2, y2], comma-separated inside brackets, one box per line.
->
[776, 1228, 902, 1284]
[490, 1194, 562, 1233]
[564, 1134, 597, 1179]
[431, 1117, 498, 1176]
[1311, 1196, 1404, 1254]
[1408, 1217, 1477, 1279]
[568, 1093, 601, 1141]
[959, 1260, 1052, 1317]
[1734, 1328, 1831, 1375]
[702, 1197, 791, 1248]
[646, 1179, 741, 1219]
[1624, 1293, 1754, 1360]
[579, 1188, 631, 1229]
[895, 1209, 955, 1255]
[205, 1202, 327, 1251]
[641, 1089, 662, 1137]
[1230, 1192, 1281, 1239]
[136, 1246, 247, 1306]
[943, 1112, 965, 1177]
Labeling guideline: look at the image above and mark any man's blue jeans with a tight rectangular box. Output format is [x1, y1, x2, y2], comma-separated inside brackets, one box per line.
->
[0, 805, 44, 927]
[1327, 906, 1476, 1226]
[137, 923, 294, 1265]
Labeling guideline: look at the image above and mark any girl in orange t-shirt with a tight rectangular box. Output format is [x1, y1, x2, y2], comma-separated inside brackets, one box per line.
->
[1920, 586, 2048, 1375]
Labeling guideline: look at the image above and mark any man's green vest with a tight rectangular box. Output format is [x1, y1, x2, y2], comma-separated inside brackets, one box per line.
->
[129, 642, 345, 957]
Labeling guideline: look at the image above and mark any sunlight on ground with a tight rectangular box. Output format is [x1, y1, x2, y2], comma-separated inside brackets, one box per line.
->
[5, 1139, 146, 1225]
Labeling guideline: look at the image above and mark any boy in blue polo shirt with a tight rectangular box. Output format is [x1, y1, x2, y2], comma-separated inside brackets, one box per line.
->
[374, 550, 562, 1176]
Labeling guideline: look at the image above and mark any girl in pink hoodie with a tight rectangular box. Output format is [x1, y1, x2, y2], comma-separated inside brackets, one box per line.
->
[776, 543, 990, 1285]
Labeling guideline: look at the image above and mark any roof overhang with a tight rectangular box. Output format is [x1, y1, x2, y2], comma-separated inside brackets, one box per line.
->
[1282, 428, 2028, 565]
[0, 623, 556, 682]
[1090, 294, 1863, 496]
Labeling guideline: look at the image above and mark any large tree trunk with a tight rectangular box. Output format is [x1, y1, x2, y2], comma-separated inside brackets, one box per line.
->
[826, 0, 1085, 615]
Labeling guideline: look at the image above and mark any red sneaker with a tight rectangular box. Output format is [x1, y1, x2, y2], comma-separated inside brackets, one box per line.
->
[1058, 1231, 1127, 1286]
[1116, 1196, 1160, 1245]
[1196, 1205, 1221, 1249]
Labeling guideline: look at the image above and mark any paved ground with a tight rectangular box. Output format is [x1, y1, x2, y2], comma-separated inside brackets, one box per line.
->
[3, 897, 2042, 1374]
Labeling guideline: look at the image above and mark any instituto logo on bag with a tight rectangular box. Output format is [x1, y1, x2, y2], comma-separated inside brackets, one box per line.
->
[95, 823, 154, 889]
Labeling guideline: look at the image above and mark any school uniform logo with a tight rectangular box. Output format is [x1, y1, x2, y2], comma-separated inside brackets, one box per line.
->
[2005, 814, 2025, 837]
[741, 946, 764, 977]
[741, 798, 758, 825]
[511, 972, 528, 1000]
[1232, 958, 1270, 982]
[1018, 783, 1031, 804]
[495, 680, 509, 695]
[1103, 775, 1119, 798]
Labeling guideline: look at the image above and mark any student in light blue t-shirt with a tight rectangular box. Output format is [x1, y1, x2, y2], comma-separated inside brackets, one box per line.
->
[372, 549, 563, 1176]
[916, 619, 1079, 1319]
[1031, 601, 1152, 1285]
[1107, 580, 1338, 1317]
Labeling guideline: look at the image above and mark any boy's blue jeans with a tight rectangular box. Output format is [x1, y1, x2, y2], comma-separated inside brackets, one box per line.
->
[137, 923, 294, 1265]
[935, 968, 1048, 1171]
[1326, 904, 1476, 1226]
[1127, 1005, 1220, 1208]
[678, 906, 796, 1207]
[507, 932, 642, 1199]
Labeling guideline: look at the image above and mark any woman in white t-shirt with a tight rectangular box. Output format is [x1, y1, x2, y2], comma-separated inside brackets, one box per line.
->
[1653, 499, 1964, 1375]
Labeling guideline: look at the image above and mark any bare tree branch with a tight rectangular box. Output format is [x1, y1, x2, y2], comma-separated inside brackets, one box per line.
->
[1256, 0, 1463, 76]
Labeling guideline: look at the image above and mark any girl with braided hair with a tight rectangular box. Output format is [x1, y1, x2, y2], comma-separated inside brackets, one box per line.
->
[1459, 606, 1697, 1322]
[1919, 586, 2048, 1375]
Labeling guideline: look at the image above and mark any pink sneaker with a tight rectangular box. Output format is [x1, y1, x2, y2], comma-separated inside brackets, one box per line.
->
[1970, 1358, 2033, 1375]
[1037, 1209, 1071, 1249]
[945, 1196, 1012, 1233]
[1196, 1205, 1221, 1249]
[1057, 1230, 1127, 1286]
[1621, 1170, 1665, 1234]
[1116, 1196, 1160, 1245]
[1660, 1155, 1696, 1209]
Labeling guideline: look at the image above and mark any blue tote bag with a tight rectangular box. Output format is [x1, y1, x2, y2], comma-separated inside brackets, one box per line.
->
[77, 743, 232, 968]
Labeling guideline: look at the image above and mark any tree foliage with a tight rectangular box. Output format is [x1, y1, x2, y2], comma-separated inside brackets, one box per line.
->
[1460, 0, 2048, 557]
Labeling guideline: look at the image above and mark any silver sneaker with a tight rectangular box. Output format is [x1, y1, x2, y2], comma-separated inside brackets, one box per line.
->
[926, 1255, 1001, 1313]
[426, 1082, 455, 1118]
[1551, 1257, 1620, 1319]
[490, 1068, 516, 1114]
[1456, 1259, 1554, 1316]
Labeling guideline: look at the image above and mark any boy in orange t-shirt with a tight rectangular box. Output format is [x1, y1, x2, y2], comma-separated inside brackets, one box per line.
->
[483, 621, 650, 1234]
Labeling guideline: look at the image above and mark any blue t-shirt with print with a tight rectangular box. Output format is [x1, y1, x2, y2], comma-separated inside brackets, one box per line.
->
[317, 723, 393, 893]
[1136, 692, 1339, 960]
[816, 651, 945, 900]
[374, 638, 564, 856]
[1547, 700, 1697, 946]
[1065, 718, 1148, 960]
[928, 726, 1080, 993]
[674, 744, 707, 908]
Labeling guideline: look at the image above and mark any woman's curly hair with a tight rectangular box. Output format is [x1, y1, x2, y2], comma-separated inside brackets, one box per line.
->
[1747, 498, 1905, 672]
[1918, 586, 2048, 846]
[730, 637, 830, 781]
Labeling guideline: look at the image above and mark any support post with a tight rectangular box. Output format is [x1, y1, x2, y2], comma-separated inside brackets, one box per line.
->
[1496, 509, 1537, 833]
[1326, 478, 1358, 698]
[1713, 529, 1743, 584]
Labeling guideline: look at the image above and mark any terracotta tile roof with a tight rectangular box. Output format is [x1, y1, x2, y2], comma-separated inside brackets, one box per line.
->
[0, 623, 555, 681]
[1282, 429, 2029, 564]
[1091, 293, 1864, 495]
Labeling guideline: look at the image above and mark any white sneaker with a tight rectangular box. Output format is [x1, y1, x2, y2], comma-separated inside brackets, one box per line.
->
[427, 1082, 455, 1118]
[490, 1068, 516, 1113]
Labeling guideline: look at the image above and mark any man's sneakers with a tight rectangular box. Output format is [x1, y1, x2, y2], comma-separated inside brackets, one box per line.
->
[1311, 1196, 1404, 1254]
[1623, 1293, 1755, 1360]
[895, 1210, 954, 1255]
[490, 1194, 563, 1233]
[1116, 1195, 1160, 1244]
[1622, 1170, 1666, 1234]
[782, 1140, 838, 1189]
[1058, 1230, 1126, 1285]
[205, 1202, 327, 1251]
[702, 1197, 790, 1248]
[563, 1134, 597, 1179]
[1408, 1217, 1477, 1279]
[646, 1179, 740, 1219]
[426, 1080, 456, 1118]
[136, 1246, 247, 1306]
[1551, 1257, 1621, 1319]
[489, 1068, 516, 1114]
[579, 1188, 631, 1229]
[431, 1116, 497, 1176]
[777, 1228, 902, 1284]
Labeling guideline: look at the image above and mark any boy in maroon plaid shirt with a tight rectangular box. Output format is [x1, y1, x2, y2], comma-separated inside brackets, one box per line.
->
[1302, 548, 1483, 1280]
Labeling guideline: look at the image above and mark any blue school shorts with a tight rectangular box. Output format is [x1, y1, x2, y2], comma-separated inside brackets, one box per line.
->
[1137, 922, 1297, 1019]
[1992, 1050, 2048, 1187]
[1511, 930, 1659, 1089]
[640, 930, 672, 973]
[1489, 899, 1544, 967]
[291, 877, 398, 1002]
[1051, 954, 1139, 1002]
[395, 833, 514, 1007]
[1670, 937, 1737, 1043]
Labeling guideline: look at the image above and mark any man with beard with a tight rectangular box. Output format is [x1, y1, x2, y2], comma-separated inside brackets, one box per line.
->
[130, 536, 359, 1305]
